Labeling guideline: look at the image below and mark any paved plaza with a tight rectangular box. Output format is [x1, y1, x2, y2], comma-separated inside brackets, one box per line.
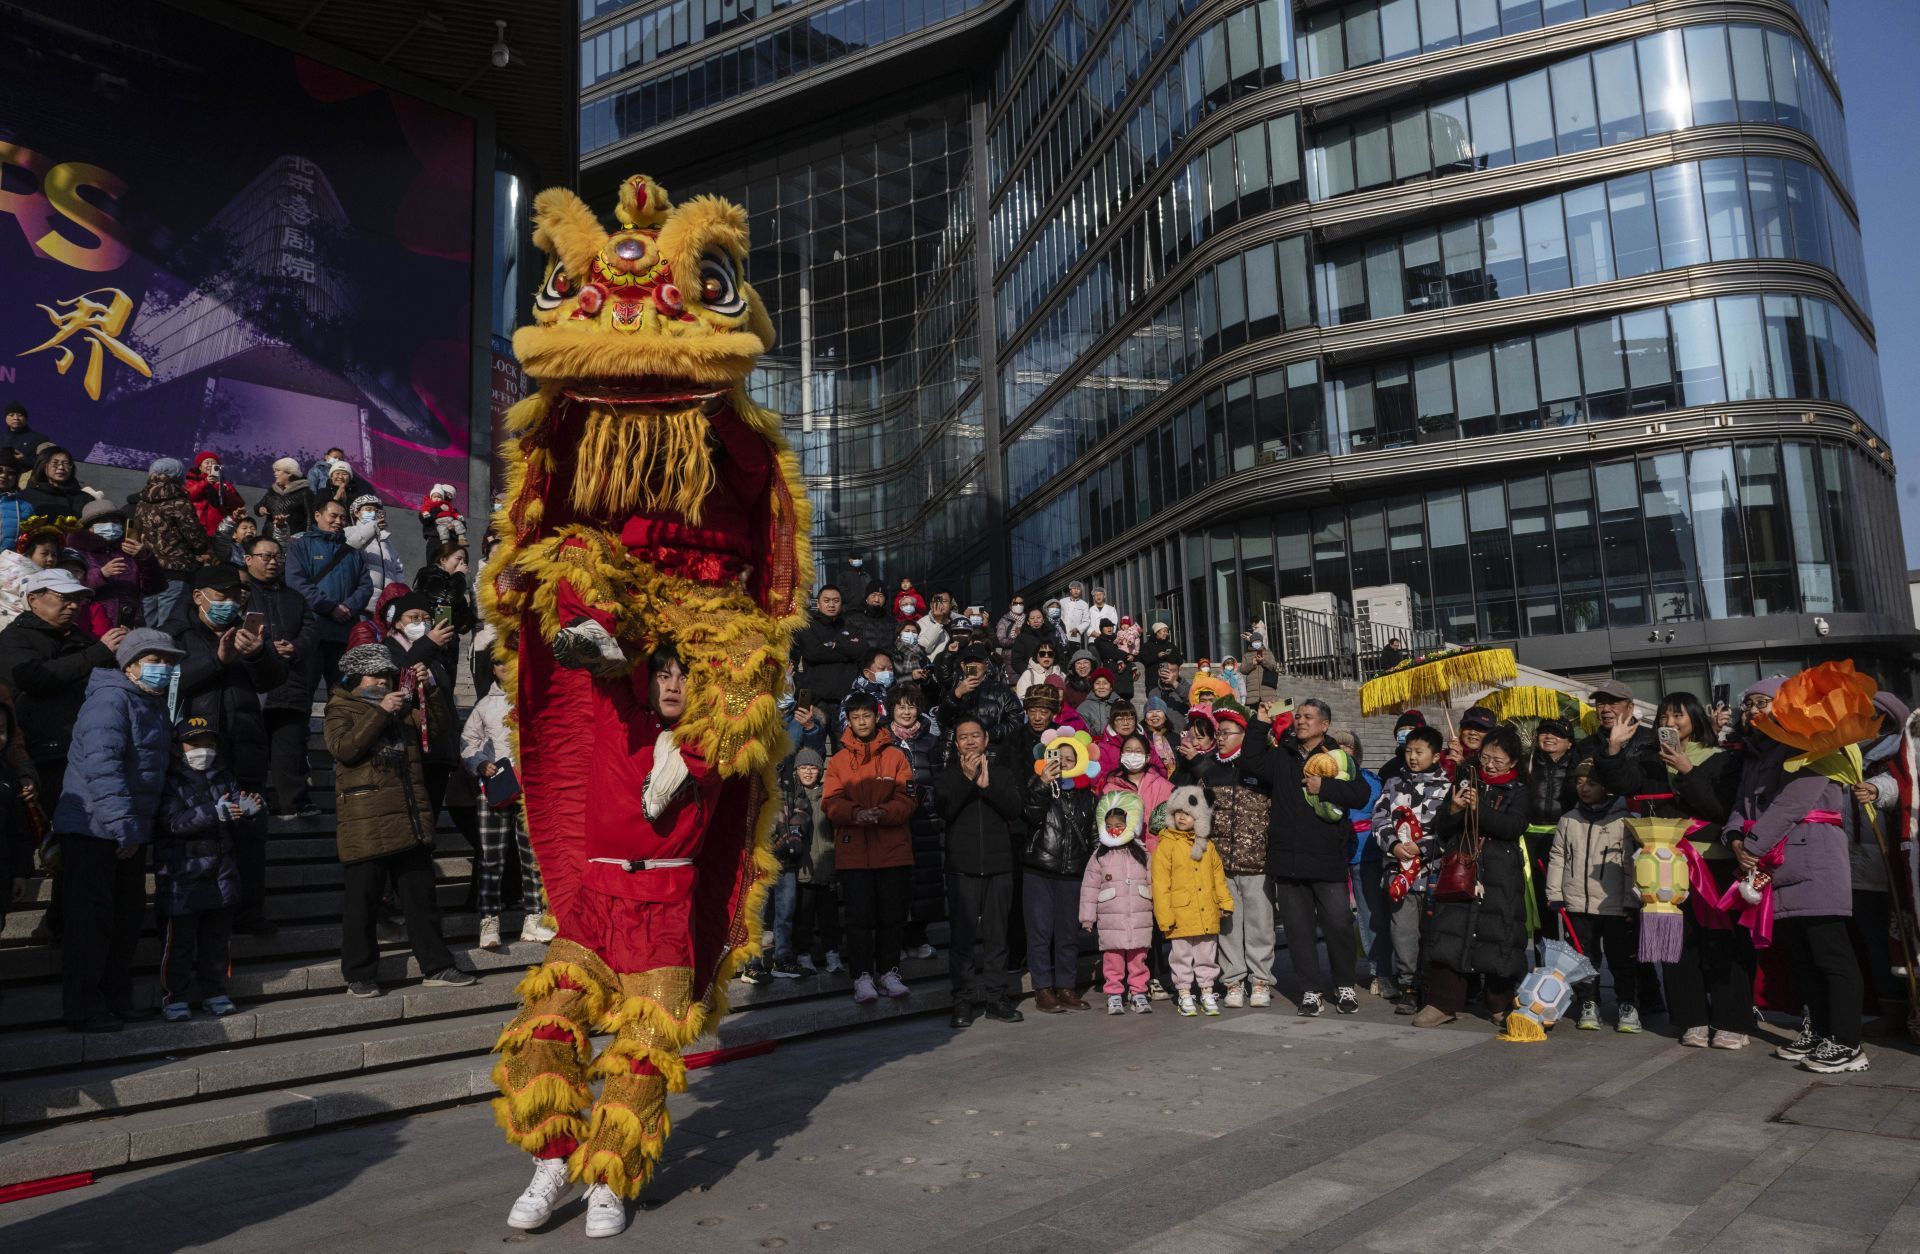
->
[8, 992, 1920, 1253]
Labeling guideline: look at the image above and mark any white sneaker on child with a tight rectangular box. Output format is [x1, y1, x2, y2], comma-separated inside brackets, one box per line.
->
[1107, 994, 1125, 1015]
[1129, 993, 1152, 1014]
[825, 950, 845, 974]
[478, 915, 502, 950]
[1200, 992, 1221, 1016]
[1177, 995, 1199, 1017]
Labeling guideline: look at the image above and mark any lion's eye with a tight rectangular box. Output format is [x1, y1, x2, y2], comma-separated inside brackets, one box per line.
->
[535, 264, 570, 310]
[697, 250, 745, 316]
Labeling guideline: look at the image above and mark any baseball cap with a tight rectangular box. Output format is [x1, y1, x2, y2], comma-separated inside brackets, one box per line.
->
[1588, 678, 1634, 703]
[21, 569, 89, 598]
[1460, 706, 1498, 731]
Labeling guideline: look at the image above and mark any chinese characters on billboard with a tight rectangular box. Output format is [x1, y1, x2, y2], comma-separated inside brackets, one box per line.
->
[0, 1, 478, 509]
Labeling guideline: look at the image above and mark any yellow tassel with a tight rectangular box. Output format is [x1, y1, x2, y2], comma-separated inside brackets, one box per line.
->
[492, 1104, 590, 1154]
[589, 1040, 690, 1093]
[1499, 1013, 1549, 1043]
[568, 1106, 672, 1200]
[509, 958, 610, 1028]
[493, 1013, 591, 1062]
[570, 403, 716, 523]
[1361, 648, 1519, 717]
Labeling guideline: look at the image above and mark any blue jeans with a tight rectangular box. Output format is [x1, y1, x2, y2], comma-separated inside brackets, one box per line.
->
[771, 870, 797, 961]
[143, 578, 186, 628]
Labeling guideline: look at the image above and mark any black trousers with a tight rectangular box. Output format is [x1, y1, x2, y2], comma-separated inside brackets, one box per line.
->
[1273, 876, 1355, 996]
[1565, 911, 1639, 1006]
[838, 865, 911, 979]
[794, 882, 841, 960]
[340, 844, 454, 984]
[263, 707, 311, 813]
[229, 809, 268, 924]
[1664, 917, 1757, 1033]
[160, 908, 233, 1003]
[37, 754, 67, 939]
[59, 834, 146, 1024]
[307, 638, 347, 698]
[1021, 871, 1082, 990]
[1426, 963, 1515, 1016]
[1779, 914, 1865, 1048]
[947, 871, 1013, 1002]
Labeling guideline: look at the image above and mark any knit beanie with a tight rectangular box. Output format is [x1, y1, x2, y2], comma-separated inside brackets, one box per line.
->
[339, 643, 399, 679]
[148, 457, 184, 479]
[793, 747, 825, 773]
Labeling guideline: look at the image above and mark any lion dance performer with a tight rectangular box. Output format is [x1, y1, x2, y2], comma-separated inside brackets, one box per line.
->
[482, 175, 810, 1238]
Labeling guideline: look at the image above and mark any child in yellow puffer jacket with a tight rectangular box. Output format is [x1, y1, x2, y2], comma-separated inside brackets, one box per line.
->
[1151, 784, 1234, 1018]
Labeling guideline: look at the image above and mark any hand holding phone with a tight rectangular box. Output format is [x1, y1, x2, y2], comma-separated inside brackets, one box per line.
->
[242, 611, 267, 637]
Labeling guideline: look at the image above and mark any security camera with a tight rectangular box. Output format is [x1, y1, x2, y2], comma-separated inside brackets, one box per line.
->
[1647, 629, 1660, 644]
[1814, 616, 1831, 637]
[491, 20, 511, 68]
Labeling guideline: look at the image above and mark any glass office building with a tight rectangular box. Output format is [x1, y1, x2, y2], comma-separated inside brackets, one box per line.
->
[581, 0, 1909, 683]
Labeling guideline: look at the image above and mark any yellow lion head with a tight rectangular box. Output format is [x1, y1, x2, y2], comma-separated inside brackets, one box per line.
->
[511, 174, 776, 388]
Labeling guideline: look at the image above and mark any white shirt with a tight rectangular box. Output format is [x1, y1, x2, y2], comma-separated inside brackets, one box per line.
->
[1088, 603, 1119, 635]
[461, 688, 514, 776]
[1060, 595, 1091, 641]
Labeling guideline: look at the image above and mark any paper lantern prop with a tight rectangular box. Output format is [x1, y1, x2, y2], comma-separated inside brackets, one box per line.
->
[1035, 727, 1102, 789]
[1631, 816, 1692, 963]
[1500, 939, 1598, 1043]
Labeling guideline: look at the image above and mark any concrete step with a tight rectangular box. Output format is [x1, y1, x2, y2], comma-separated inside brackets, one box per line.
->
[15, 855, 477, 904]
[0, 976, 955, 1188]
[1, 881, 472, 942]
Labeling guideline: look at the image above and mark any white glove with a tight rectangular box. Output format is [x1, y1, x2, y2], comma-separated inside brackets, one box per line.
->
[643, 730, 690, 821]
[552, 619, 626, 674]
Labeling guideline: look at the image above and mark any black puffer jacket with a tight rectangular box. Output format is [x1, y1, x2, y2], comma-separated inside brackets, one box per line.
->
[1239, 727, 1372, 882]
[1527, 749, 1577, 830]
[0, 613, 114, 773]
[246, 578, 316, 712]
[890, 715, 946, 923]
[792, 612, 862, 705]
[1021, 776, 1097, 878]
[1573, 723, 1663, 802]
[413, 564, 477, 636]
[936, 678, 1026, 762]
[1137, 631, 1183, 678]
[166, 605, 289, 787]
[1009, 624, 1060, 675]
[1424, 772, 1532, 980]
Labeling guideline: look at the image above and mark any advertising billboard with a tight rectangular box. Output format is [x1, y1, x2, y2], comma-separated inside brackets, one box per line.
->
[0, 1, 478, 508]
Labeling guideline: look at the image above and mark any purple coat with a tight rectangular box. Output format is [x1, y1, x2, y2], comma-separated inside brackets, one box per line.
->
[1079, 844, 1155, 950]
[1740, 771, 1852, 921]
[72, 529, 163, 637]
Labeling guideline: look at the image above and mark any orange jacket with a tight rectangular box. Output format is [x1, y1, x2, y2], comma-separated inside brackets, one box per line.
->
[822, 726, 916, 870]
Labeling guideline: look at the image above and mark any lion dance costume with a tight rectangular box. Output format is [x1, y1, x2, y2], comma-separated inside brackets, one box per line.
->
[482, 175, 810, 1200]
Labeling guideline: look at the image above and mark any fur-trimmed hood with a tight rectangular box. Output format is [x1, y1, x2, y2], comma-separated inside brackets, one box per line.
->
[1164, 783, 1212, 860]
[1097, 790, 1144, 847]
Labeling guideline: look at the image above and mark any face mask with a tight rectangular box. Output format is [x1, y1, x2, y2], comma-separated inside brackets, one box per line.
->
[1396, 728, 1411, 746]
[872, 669, 894, 687]
[91, 522, 124, 542]
[1121, 752, 1148, 771]
[848, 558, 863, 568]
[183, 747, 218, 771]
[358, 683, 392, 703]
[1010, 604, 1024, 616]
[137, 662, 175, 690]
[401, 621, 428, 642]
[1046, 607, 1060, 620]
[899, 632, 918, 647]
[1199, 665, 1211, 673]
[357, 509, 377, 524]
[204, 599, 241, 627]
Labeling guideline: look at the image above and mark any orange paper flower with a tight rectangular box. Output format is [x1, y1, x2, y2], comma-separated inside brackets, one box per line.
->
[1751, 661, 1883, 759]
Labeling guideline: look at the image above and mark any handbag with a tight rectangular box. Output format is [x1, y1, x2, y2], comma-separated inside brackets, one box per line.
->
[1431, 799, 1484, 903]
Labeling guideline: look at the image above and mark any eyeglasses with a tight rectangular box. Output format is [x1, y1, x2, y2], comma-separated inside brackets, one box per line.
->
[249, 553, 284, 564]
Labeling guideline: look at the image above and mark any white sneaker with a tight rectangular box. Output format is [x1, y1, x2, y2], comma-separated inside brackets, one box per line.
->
[1248, 982, 1272, 1008]
[798, 954, 817, 973]
[519, 914, 556, 944]
[507, 1158, 572, 1230]
[1223, 984, 1245, 1009]
[878, 968, 910, 999]
[825, 950, 845, 974]
[1177, 995, 1199, 1017]
[1107, 994, 1125, 1015]
[478, 915, 502, 950]
[582, 1182, 627, 1238]
[1200, 992, 1221, 1016]
[903, 943, 935, 961]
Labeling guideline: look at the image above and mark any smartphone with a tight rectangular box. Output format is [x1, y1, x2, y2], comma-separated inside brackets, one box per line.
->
[1658, 725, 1679, 751]
[117, 602, 136, 628]
[242, 611, 266, 636]
[1711, 683, 1730, 710]
[432, 606, 453, 630]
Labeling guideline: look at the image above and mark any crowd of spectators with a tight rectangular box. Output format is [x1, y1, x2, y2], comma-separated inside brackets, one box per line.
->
[0, 403, 519, 1032]
[780, 569, 1903, 1074]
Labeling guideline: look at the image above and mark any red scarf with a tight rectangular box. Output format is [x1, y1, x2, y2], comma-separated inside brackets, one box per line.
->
[1477, 766, 1518, 787]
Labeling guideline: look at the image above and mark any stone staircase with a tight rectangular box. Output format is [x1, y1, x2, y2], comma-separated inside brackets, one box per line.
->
[0, 709, 955, 1191]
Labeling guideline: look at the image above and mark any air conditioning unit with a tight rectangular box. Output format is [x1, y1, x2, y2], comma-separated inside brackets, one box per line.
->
[1352, 583, 1414, 651]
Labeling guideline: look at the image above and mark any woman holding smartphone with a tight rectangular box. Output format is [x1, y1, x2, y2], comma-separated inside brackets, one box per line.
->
[413, 541, 477, 686]
[1652, 691, 1752, 1049]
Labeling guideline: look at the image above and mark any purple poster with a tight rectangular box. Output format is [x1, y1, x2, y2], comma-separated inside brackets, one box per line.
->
[0, 1, 477, 510]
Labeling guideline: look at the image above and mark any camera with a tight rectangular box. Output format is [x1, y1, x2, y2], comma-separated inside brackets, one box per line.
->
[490, 20, 511, 68]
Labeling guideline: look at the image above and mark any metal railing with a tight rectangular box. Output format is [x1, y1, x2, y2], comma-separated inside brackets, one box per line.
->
[1254, 600, 1446, 685]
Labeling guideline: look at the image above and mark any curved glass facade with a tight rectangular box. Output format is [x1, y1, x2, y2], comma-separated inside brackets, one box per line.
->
[582, 0, 1902, 668]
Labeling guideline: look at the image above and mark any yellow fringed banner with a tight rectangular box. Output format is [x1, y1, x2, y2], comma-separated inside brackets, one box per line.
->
[1360, 647, 1519, 717]
[1476, 685, 1575, 722]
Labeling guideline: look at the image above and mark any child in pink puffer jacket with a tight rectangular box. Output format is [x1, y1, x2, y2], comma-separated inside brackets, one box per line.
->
[1079, 791, 1154, 1015]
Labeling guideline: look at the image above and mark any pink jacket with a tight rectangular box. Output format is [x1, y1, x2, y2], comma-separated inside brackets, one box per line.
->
[1101, 770, 1171, 855]
[1079, 845, 1155, 951]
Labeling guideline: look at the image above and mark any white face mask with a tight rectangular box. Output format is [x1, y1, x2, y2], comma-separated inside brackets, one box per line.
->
[1120, 752, 1148, 772]
[401, 621, 428, 642]
[183, 747, 217, 771]
[357, 509, 377, 524]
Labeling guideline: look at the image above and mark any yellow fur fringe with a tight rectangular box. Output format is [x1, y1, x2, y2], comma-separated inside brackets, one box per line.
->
[589, 1039, 690, 1093]
[491, 1066, 595, 1125]
[509, 955, 611, 1028]
[571, 403, 717, 524]
[1498, 1013, 1549, 1043]
[493, 1104, 590, 1154]
[568, 1104, 672, 1200]
[493, 1012, 591, 1063]
[1360, 648, 1519, 717]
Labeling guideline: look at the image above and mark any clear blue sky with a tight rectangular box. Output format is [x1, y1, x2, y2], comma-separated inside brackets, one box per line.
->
[1834, 4, 1920, 568]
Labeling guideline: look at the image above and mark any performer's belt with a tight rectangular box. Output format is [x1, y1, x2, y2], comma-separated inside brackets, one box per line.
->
[588, 857, 696, 873]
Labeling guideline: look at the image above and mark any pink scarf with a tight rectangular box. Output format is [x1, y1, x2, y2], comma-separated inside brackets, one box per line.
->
[1677, 811, 1841, 949]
